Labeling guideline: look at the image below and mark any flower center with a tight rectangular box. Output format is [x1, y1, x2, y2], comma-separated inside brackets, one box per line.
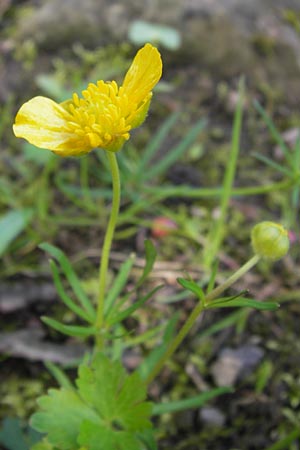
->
[63, 80, 132, 149]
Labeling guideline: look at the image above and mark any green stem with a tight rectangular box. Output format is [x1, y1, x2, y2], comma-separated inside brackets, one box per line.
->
[143, 177, 296, 199]
[95, 152, 121, 340]
[145, 254, 260, 385]
[204, 77, 244, 268]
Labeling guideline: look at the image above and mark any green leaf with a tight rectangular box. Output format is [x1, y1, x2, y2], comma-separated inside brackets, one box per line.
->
[138, 313, 179, 380]
[31, 388, 100, 450]
[136, 429, 158, 450]
[136, 112, 180, 179]
[136, 240, 157, 288]
[0, 418, 27, 450]
[30, 438, 55, 450]
[40, 243, 95, 319]
[44, 361, 74, 389]
[107, 285, 163, 326]
[254, 100, 293, 167]
[50, 260, 95, 323]
[206, 296, 279, 311]
[41, 316, 97, 338]
[104, 253, 136, 317]
[30, 355, 153, 449]
[77, 354, 152, 432]
[0, 209, 33, 256]
[143, 118, 206, 181]
[177, 277, 205, 300]
[152, 387, 233, 415]
[129, 20, 181, 50]
[78, 421, 142, 450]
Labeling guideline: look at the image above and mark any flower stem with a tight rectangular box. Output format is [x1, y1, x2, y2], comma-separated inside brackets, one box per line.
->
[95, 151, 121, 343]
[145, 254, 260, 385]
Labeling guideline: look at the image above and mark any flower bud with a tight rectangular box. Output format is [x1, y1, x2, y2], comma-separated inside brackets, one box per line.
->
[251, 221, 289, 261]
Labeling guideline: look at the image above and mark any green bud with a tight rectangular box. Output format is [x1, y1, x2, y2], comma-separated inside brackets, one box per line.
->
[251, 221, 289, 261]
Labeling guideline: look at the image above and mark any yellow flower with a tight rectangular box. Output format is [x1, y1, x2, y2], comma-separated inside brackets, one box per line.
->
[13, 44, 162, 156]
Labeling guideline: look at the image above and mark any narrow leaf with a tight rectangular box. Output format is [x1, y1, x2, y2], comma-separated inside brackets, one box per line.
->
[136, 240, 157, 288]
[40, 243, 95, 318]
[50, 260, 95, 323]
[107, 285, 163, 326]
[104, 253, 136, 317]
[138, 313, 179, 380]
[177, 277, 205, 300]
[41, 316, 96, 338]
[137, 111, 180, 177]
[152, 387, 233, 415]
[44, 361, 74, 389]
[206, 297, 279, 311]
[252, 152, 292, 177]
[144, 118, 206, 180]
[254, 100, 293, 167]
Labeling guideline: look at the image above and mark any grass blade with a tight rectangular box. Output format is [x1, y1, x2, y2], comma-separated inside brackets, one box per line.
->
[136, 111, 180, 177]
[254, 100, 293, 167]
[204, 77, 244, 268]
[143, 118, 206, 181]
[252, 152, 292, 177]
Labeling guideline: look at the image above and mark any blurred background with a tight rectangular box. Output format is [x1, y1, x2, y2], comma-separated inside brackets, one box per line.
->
[0, 1, 300, 449]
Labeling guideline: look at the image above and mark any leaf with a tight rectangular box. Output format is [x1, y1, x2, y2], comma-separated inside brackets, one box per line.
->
[50, 260, 94, 323]
[104, 253, 136, 317]
[129, 20, 181, 50]
[44, 361, 74, 389]
[107, 285, 163, 326]
[30, 358, 153, 449]
[136, 240, 157, 288]
[30, 438, 56, 450]
[138, 313, 179, 380]
[0, 418, 26, 450]
[41, 316, 97, 338]
[40, 243, 95, 319]
[76, 354, 152, 433]
[0, 209, 33, 256]
[254, 100, 293, 167]
[177, 277, 205, 300]
[143, 118, 206, 181]
[78, 421, 142, 450]
[136, 112, 180, 179]
[206, 296, 279, 311]
[152, 387, 233, 415]
[31, 388, 100, 450]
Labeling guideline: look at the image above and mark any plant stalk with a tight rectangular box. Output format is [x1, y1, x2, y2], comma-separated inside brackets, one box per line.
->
[145, 254, 260, 385]
[95, 151, 121, 345]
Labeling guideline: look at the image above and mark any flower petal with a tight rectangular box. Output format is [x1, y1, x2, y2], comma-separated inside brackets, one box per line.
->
[122, 43, 162, 106]
[13, 96, 90, 156]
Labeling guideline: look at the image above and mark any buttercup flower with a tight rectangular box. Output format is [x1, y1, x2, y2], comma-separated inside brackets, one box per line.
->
[13, 44, 162, 156]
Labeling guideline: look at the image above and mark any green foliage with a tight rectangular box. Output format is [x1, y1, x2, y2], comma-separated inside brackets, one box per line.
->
[0, 209, 33, 256]
[152, 387, 233, 415]
[177, 276, 279, 311]
[31, 354, 152, 450]
[0, 418, 41, 450]
[128, 20, 181, 50]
